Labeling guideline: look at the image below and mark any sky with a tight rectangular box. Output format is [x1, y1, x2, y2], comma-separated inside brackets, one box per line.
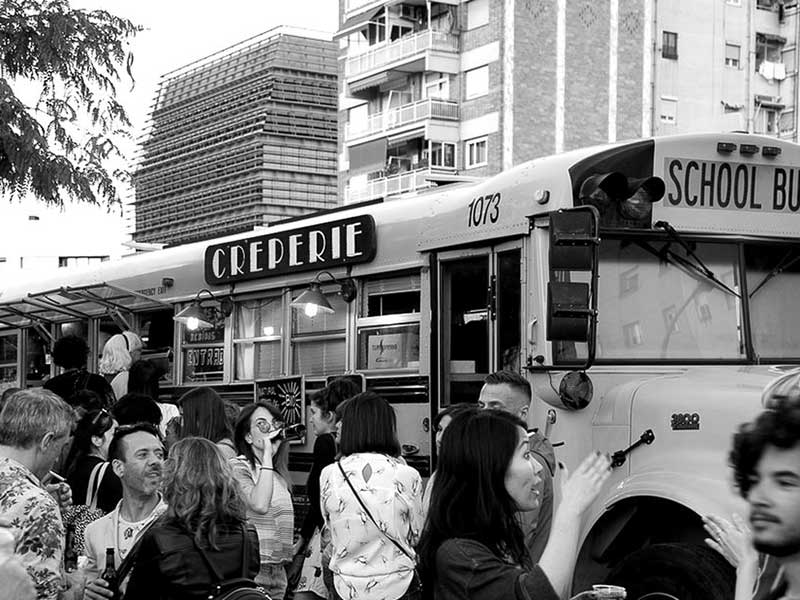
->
[0, 1, 341, 266]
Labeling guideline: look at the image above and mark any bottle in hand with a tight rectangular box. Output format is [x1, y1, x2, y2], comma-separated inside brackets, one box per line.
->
[101, 547, 120, 599]
[63, 524, 78, 573]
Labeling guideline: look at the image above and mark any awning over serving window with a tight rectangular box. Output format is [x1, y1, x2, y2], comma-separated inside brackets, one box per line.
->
[0, 283, 171, 328]
[334, 8, 383, 40]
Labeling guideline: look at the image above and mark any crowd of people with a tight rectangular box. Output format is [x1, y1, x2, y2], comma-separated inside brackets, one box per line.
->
[0, 332, 799, 600]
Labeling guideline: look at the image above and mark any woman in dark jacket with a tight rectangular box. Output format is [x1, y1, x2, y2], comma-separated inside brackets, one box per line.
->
[417, 408, 612, 600]
[124, 437, 260, 599]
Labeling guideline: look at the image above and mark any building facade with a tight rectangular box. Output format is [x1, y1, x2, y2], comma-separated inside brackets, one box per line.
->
[336, 0, 800, 203]
[133, 28, 338, 246]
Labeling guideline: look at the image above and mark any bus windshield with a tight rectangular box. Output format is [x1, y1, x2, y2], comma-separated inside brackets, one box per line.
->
[591, 237, 800, 362]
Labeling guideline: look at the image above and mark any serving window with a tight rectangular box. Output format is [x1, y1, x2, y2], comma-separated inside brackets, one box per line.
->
[357, 274, 421, 372]
[180, 310, 225, 384]
[0, 331, 19, 393]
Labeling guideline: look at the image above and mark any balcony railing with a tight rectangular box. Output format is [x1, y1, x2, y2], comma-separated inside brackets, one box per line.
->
[346, 165, 453, 203]
[346, 99, 459, 141]
[346, 30, 459, 79]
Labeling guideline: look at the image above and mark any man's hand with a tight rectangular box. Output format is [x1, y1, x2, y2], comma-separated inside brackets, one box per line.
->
[45, 482, 72, 512]
[83, 578, 114, 600]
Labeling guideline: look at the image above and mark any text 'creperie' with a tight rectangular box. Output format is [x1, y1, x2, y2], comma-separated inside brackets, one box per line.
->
[665, 157, 800, 213]
[204, 215, 377, 285]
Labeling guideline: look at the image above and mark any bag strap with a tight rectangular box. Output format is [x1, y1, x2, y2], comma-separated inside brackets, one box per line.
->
[337, 460, 414, 562]
[86, 462, 109, 510]
[191, 522, 251, 582]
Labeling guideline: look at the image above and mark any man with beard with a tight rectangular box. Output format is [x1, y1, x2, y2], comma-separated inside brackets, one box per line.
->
[82, 423, 166, 600]
[708, 401, 800, 600]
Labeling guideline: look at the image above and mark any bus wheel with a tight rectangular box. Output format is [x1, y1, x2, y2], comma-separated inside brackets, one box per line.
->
[604, 543, 734, 600]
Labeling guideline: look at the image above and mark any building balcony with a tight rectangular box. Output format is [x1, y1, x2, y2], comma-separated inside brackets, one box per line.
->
[345, 165, 455, 203]
[345, 30, 459, 92]
[345, 98, 459, 144]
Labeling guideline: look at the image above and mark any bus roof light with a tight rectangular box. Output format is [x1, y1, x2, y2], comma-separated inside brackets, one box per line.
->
[717, 142, 737, 154]
[762, 146, 782, 157]
[740, 144, 759, 155]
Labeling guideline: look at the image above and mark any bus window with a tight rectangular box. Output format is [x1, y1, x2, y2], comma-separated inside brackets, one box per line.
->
[234, 296, 283, 381]
[59, 321, 88, 340]
[496, 249, 521, 371]
[25, 327, 49, 385]
[746, 244, 800, 359]
[441, 256, 490, 404]
[0, 331, 19, 392]
[357, 275, 421, 372]
[181, 315, 224, 384]
[291, 290, 347, 376]
[593, 239, 742, 360]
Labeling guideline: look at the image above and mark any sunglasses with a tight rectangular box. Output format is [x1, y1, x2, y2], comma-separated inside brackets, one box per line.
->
[90, 408, 111, 428]
[254, 418, 284, 435]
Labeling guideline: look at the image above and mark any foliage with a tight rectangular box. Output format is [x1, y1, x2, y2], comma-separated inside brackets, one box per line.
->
[0, 0, 141, 206]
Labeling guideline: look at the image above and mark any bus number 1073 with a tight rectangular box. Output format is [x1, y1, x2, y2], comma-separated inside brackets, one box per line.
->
[468, 193, 501, 227]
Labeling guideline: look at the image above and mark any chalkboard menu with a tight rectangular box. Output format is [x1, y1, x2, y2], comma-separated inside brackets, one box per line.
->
[254, 376, 305, 441]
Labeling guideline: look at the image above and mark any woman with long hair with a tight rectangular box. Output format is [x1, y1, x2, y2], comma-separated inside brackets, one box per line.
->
[124, 437, 260, 599]
[320, 391, 424, 600]
[291, 377, 361, 600]
[178, 387, 236, 460]
[98, 331, 142, 401]
[417, 408, 611, 600]
[231, 402, 294, 600]
[64, 408, 121, 513]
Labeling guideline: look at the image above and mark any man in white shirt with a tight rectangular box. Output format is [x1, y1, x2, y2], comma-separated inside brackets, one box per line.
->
[82, 422, 166, 600]
[478, 370, 555, 563]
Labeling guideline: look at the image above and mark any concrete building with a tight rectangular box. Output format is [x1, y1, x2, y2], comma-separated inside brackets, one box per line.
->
[133, 28, 338, 246]
[336, 0, 800, 203]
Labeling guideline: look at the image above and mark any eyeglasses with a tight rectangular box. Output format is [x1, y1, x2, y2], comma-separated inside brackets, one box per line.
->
[254, 418, 284, 435]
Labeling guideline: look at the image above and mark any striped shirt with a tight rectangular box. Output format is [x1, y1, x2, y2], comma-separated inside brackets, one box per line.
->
[230, 457, 293, 564]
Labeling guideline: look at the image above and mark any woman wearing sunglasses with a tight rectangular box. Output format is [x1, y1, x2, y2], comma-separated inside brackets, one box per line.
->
[231, 402, 294, 600]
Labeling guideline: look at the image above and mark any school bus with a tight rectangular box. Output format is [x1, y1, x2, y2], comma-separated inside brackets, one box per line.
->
[1, 132, 797, 598]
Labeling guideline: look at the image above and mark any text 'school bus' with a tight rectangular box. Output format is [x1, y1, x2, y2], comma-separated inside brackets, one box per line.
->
[1, 132, 797, 598]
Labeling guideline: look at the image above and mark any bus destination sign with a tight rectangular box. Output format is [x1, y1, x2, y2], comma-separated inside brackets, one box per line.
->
[204, 215, 377, 286]
[664, 157, 800, 213]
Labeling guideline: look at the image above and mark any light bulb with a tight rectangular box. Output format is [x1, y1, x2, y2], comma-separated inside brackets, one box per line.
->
[186, 316, 200, 331]
[262, 326, 275, 336]
[304, 303, 319, 318]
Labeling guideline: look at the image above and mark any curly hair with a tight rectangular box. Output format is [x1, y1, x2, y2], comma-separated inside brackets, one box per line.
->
[162, 437, 247, 549]
[52, 335, 89, 369]
[310, 377, 361, 415]
[730, 402, 800, 497]
[98, 332, 142, 376]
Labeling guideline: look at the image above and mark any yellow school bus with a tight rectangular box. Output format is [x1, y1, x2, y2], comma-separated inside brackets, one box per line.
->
[1, 132, 796, 598]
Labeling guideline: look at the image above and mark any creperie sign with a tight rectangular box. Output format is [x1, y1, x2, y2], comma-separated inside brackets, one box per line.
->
[204, 215, 377, 285]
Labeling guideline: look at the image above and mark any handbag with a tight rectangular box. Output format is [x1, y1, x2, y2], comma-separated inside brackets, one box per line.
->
[336, 461, 422, 594]
[63, 461, 108, 555]
[191, 523, 269, 600]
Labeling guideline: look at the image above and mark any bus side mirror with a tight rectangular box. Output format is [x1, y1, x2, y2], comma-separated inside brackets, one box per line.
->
[546, 206, 600, 368]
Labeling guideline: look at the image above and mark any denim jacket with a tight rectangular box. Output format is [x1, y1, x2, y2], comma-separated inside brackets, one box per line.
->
[433, 538, 559, 600]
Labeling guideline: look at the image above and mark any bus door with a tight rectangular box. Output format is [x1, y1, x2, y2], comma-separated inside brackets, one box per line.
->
[437, 240, 524, 406]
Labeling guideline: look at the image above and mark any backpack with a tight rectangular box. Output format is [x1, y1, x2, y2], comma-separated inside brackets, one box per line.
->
[191, 524, 270, 600]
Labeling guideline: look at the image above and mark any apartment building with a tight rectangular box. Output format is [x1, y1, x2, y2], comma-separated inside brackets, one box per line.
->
[336, 0, 800, 203]
[133, 28, 338, 246]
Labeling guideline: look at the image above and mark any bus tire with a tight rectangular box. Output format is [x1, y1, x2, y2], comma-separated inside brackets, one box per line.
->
[604, 543, 734, 600]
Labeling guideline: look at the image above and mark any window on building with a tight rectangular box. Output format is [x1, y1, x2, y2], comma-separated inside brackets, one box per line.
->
[622, 322, 643, 347]
[757, 0, 777, 8]
[466, 0, 489, 29]
[619, 267, 640, 296]
[662, 31, 678, 59]
[431, 142, 455, 168]
[756, 33, 784, 67]
[726, 0, 741, 5]
[756, 106, 780, 135]
[725, 43, 741, 68]
[424, 73, 450, 100]
[465, 137, 488, 168]
[464, 65, 489, 99]
[660, 97, 678, 124]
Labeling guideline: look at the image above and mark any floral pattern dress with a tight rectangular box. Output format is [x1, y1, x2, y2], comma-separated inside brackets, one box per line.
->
[320, 453, 423, 600]
[0, 457, 65, 600]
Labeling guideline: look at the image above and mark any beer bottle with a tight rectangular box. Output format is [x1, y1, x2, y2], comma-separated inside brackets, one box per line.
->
[63, 524, 78, 572]
[101, 547, 119, 599]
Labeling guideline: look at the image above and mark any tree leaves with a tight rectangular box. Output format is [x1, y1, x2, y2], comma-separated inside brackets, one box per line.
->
[0, 0, 141, 206]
